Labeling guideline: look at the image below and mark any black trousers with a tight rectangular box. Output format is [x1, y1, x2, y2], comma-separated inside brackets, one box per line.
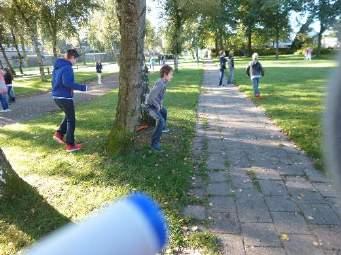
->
[54, 99, 76, 145]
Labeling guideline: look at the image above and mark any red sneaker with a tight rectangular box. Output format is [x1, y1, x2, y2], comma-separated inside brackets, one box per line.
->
[65, 144, 82, 152]
[53, 132, 65, 144]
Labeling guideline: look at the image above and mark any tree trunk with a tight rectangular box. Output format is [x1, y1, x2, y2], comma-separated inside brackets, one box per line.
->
[0, 42, 16, 76]
[10, 28, 24, 74]
[317, 24, 325, 57]
[107, 0, 146, 154]
[247, 27, 252, 57]
[275, 27, 279, 60]
[30, 28, 46, 81]
[196, 47, 199, 64]
[19, 35, 28, 67]
[52, 34, 58, 59]
[174, 54, 179, 71]
[0, 148, 26, 199]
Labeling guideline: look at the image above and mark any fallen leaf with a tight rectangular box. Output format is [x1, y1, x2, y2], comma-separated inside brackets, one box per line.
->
[280, 233, 290, 241]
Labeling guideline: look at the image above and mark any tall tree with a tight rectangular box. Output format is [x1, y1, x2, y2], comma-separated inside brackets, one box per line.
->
[0, 23, 16, 75]
[107, 0, 146, 154]
[40, 0, 98, 58]
[262, 0, 291, 59]
[315, 0, 341, 56]
[12, 0, 46, 81]
[238, 0, 265, 56]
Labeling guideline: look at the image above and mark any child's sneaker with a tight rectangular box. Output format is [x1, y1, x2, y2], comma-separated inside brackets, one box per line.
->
[162, 128, 170, 133]
[66, 144, 82, 152]
[151, 143, 161, 151]
[53, 132, 65, 144]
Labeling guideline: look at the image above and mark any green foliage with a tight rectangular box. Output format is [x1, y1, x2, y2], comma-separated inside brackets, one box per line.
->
[88, 0, 120, 54]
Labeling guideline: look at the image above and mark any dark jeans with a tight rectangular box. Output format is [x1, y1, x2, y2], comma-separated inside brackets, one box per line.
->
[54, 99, 76, 145]
[148, 107, 167, 146]
[7, 86, 15, 102]
[0, 93, 8, 110]
[219, 69, 225, 86]
[252, 78, 260, 95]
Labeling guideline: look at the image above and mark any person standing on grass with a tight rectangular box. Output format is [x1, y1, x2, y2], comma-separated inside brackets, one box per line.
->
[0, 69, 10, 113]
[52, 49, 87, 152]
[246, 52, 264, 98]
[4, 68, 15, 103]
[218, 50, 227, 86]
[227, 51, 235, 85]
[147, 64, 173, 151]
[96, 61, 103, 85]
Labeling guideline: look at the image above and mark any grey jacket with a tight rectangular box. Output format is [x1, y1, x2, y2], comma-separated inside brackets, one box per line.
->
[147, 79, 167, 111]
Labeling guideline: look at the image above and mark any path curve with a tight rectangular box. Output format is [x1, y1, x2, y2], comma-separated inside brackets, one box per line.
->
[0, 74, 118, 127]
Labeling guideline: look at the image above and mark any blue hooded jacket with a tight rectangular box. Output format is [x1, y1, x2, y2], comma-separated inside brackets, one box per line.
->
[52, 59, 87, 99]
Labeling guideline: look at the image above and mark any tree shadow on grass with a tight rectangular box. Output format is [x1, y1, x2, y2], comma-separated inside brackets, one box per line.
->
[0, 176, 70, 252]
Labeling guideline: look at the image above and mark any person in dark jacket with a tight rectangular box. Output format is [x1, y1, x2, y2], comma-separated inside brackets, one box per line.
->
[146, 65, 173, 151]
[246, 53, 264, 97]
[4, 68, 15, 103]
[52, 49, 87, 152]
[218, 50, 227, 86]
[96, 61, 103, 85]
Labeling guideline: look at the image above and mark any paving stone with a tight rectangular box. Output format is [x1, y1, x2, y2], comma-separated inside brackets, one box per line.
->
[249, 167, 282, 180]
[323, 249, 341, 255]
[208, 210, 241, 234]
[265, 196, 298, 212]
[188, 188, 206, 199]
[277, 165, 306, 176]
[242, 223, 281, 247]
[217, 234, 246, 255]
[300, 203, 340, 225]
[311, 226, 341, 250]
[304, 168, 329, 183]
[230, 174, 254, 190]
[313, 182, 339, 198]
[208, 182, 231, 196]
[326, 197, 341, 217]
[183, 205, 206, 220]
[207, 155, 226, 170]
[259, 180, 288, 196]
[208, 196, 236, 212]
[286, 176, 325, 202]
[208, 171, 229, 183]
[282, 234, 324, 255]
[272, 211, 310, 234]
[236, 192, 272, 223]
[245, 247, 286, 255]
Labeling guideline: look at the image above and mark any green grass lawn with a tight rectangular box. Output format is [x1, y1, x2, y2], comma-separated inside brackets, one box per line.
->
[13, 71, 114, 97]
[0, 66, 218, 255]
[234, 54, 337, 169]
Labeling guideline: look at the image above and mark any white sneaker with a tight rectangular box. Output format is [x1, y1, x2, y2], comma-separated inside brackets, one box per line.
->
[0, 109, 11, 113]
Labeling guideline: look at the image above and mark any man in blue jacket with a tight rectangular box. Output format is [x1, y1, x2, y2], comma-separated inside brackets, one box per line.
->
[52, 49, 87, 152]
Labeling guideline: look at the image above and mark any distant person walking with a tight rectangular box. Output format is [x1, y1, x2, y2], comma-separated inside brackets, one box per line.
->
[227, 51, 235, 85]
[4, 68, 15, 103]
[218, 50, 227, 86]
[0, 69, 10, 112]
[246, 53, 264, 98]
[307, 47, 313, 61]
[52, 49, 87, 152]
[96, 61, 103, 85]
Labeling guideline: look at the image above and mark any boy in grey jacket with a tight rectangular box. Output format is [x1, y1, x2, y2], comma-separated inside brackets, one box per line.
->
[147, 65, 173, 151]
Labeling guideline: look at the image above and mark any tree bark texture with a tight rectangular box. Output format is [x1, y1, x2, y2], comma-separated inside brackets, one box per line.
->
[107, 0, 146, 154]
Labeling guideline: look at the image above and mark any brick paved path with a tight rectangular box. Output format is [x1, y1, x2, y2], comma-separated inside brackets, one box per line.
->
[0, 74, 118, 127]
[185, 61, 341, 255]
